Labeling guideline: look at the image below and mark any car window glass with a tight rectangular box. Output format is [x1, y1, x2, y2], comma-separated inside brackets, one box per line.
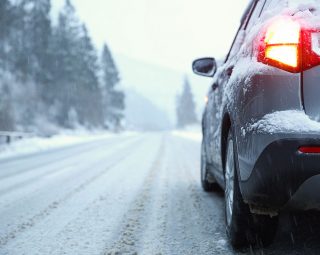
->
[227, 30, 246, 61]
[245, 0, 267, 30]
[262, 0, 286, 13]
[225, 1, 256, 62]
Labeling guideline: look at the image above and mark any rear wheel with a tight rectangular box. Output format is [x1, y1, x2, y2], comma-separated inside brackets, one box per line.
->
[225, 130, 278, 248]
[201, 141, 220, 192]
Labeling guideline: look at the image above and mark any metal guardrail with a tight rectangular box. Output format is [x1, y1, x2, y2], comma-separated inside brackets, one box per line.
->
[0, 131, 34, 144]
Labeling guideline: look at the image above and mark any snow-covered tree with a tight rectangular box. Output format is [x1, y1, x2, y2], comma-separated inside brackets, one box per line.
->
[9, 0, 51, 82]
[75, 25, 104, 127]
[0, 81, 14, 131]
[0, 0, 122, 133]
[0, 1, 16, 129]
[0, 0, 52, 130]
[0, 0, 14, 70]
[49, 0, 104, 128]
[176, 77, 198, 128]
[101, 43, 125, 129]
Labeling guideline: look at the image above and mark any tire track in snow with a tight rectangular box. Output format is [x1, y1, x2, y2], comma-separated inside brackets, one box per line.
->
[104, 134, 232, 255]
[0, 135, 162, 255]
[104, 135, 167, 255]
[0, 136, 143, 248]
[137, 149, 171, 255]
[173, 136, 234, 255]
[0, 136, 141, 214]
[0, 136, 132, 180]
[146, 135, 232, 255]
[0, 136, 138, 199]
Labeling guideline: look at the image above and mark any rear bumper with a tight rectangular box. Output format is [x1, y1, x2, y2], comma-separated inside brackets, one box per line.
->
[240, 138, 320, 212]
[284, 175, 320, 211]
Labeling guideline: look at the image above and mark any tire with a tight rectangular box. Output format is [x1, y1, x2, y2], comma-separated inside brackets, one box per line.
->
[201, 141, 220, 192]
[224, 130, 278, 248]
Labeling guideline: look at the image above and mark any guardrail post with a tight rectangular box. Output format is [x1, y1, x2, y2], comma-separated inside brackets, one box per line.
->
[0, 131, 33, 144]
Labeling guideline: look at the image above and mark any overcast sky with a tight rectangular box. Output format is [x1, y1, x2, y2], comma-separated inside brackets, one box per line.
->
[52, 0, 250, 73]
[51, 0, 250, 124]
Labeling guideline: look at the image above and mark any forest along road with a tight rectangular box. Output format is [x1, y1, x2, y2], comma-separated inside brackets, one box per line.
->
[1, 132, 320, 255]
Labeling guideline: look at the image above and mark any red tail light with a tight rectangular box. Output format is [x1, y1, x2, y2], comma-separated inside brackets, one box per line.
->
[258, 17, 320, 73]
[299, 146, 320, 154]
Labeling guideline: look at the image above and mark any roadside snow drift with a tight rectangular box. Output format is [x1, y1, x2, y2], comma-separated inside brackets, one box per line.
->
[0, 131, 136, 160]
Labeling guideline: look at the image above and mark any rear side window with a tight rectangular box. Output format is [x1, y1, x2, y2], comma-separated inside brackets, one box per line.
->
[245, 0, 266, 30]
[227, 31, 245, 61]
[225, 1, 256, 62]
[262, 0, 287, 13]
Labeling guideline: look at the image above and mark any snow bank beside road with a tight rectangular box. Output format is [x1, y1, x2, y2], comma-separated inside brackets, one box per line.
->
[0, 130, 137, 160]
[172, 125, 202, 142]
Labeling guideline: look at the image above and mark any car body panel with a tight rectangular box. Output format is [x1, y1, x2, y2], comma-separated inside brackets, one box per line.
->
[241, 137, 320, 210]
[199, 0, 320, 212]
[303, 65, 320, 121]
[235, 69, 302, 181]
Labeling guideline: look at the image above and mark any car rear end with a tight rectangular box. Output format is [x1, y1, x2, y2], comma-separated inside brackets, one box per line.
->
[232, 0, 320, 215]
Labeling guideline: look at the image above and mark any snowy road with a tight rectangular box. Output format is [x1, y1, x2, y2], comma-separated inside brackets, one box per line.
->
[1, 132, 320, 255]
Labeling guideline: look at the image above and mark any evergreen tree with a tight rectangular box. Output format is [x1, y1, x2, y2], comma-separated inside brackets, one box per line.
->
[11, 0, 50, 81]
[0, 80, 15, 131]
[50, 0, 72, 113]
[0, 0, 14, 69]
[0, 0, 121, 133]
[101, 43, 125, 129]
[21, 0, 51, 79]
[176, 77, 198, 128]
[0, 1, 15, 129]
[0, 0, 51, 129]
[75, 25, 104, 127]
[50, 0, 104, 128]
[50, 0, 86, 127]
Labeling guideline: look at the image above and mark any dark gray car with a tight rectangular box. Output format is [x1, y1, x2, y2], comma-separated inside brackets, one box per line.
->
[193, 0, 320, 248]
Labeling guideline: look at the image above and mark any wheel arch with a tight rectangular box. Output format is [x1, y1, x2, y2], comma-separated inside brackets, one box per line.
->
[221, 112, 231, 175]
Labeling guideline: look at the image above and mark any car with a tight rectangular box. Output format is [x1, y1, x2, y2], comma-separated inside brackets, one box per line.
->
[192, 0, 320, 248]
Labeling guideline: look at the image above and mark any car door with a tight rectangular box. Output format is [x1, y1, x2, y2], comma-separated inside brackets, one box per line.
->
[207, 0, 260, 184]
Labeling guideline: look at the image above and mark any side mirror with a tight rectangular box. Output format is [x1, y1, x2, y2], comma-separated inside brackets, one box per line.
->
[192, 57, 217, 77]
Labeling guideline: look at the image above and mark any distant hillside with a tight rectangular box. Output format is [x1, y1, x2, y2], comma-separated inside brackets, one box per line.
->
[115, 54, 210, 124]
[125, 89, 172, 131]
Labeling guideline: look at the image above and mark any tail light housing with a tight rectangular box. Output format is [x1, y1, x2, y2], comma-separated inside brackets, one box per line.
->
[258, 17, 320, 73]
[299, 146, 320, 154]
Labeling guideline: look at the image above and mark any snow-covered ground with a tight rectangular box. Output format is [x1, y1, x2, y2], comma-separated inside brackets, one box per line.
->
[0, 131, 230, 255]
[0, 132, 320, 255]
[171, 124, 202, 142]
[0, 130, 136, 160]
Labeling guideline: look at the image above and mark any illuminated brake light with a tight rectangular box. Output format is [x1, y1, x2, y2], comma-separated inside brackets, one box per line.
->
[299, 146, 320, 154]
[258, 17, 320, 72]
[265, 19, 300, 45]
[258, 18, 301, 72]
[265, 45, 298, 68]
